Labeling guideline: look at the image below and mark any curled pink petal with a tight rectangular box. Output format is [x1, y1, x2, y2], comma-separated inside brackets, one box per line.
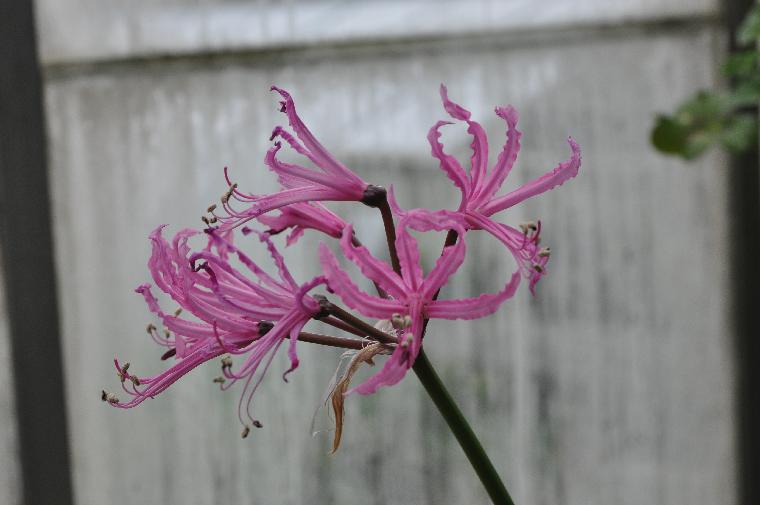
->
[479, 137, 581, 216]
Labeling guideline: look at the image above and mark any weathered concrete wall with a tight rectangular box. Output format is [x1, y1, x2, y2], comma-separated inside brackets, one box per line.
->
[35, 1, 735, 504]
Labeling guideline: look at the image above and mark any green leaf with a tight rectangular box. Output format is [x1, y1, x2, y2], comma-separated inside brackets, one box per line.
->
[651, 115, 690, 155]
[722, 50, 760, 77]
[719, 114, 758, 154]
[738, 5, 760, 46]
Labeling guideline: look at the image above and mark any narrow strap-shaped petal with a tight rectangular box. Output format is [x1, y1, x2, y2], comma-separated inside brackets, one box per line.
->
[471, 105, 522, 208]
[439, 83, 471, 121]
[256, 230, 299, 289]
[426, 271, 521, 320]
[318, 243, 405, 318]
[428, 120, 470, 205]
[439, 84, 488, 192]
[421, 230, 466, 300]
[395, 222, 423, 291]
[270, 86, 367, 188]
[479, 137, 581, 216]
[339, 224, 407, 300]
[265, 142, 355, 191]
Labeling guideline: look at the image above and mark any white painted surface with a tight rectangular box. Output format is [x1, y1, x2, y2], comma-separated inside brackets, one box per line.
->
[0, 248, 21, 505]
[35, 0, 718, 65]
[42, 18, 735, 505]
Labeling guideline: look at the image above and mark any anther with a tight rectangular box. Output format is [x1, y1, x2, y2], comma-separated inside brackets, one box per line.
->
[118, 362, 130, 383]
[253, 420, 263, 429]
[212, 376, 226, 384]
[400, 334, 414, 348]
[101, 390, 119, 404]
[130, 376, 141, 386]
[207, 204, 217, 213]
[221, 356, 233, 369]
[174, 308, 183, 317]
[519, 221, 537, 235]
[391, 313, 404, 330]
[201, 216, 210, 225]
[146, 323, 157, 334]
[538, 247, 551, 257]
[241, 425, 250, 439]
[533, 264, 544, 273]
[161, 348, 177, 360]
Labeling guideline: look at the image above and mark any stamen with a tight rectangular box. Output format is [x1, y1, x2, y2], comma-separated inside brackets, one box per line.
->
[101, 390, 119, 404]
[519, 221, 537, 235]
[221, 355, 233, 370]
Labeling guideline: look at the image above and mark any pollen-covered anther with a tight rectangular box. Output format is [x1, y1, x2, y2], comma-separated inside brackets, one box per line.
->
[390, 313, 404, 330]
[101, 390, 119, 404]
[241, 425, 250, 439]
[117, 362, 130, 383]
[212, 376, 226, 384]
[207, 204, 217, 213]
[253, 420, 263, 429]
[146, 323, 157, 335]
[221, 355, 233, 369]
[201, 216, 210, 226]
[174, 308, 183, 317]
[519, 221, 538, 235]
[538, 247, 551, 258]
[533, 264, 544, 273]
[163, 328, 171, 338]
[130, 376, 141, 386]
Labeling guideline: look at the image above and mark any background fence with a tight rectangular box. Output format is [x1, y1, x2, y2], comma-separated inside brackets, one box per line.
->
[0, 1, 751, 504]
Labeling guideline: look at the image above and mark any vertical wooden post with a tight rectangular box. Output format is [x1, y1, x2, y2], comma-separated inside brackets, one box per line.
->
[0, 1, 74, 504]
[725, 2, 760, 505]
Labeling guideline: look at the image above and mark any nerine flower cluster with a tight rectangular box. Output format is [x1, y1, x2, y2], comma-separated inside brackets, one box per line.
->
[104, 85, 581, 436]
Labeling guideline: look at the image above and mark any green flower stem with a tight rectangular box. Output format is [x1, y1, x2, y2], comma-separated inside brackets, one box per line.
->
[373, 196, 515, 504]
[412, 349, 515, 505]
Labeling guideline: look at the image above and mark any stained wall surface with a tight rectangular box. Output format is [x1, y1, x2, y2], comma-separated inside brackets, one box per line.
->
[32, 1, 735, 504]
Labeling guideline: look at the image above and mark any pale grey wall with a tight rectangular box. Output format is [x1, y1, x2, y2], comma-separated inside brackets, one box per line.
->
[31, 1, 736, 504]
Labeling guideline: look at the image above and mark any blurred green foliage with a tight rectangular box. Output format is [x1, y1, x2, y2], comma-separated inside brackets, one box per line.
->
[651, 5, 760, 160]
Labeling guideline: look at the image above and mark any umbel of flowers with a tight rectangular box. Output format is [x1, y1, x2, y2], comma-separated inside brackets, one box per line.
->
[104, 85, 580, 505]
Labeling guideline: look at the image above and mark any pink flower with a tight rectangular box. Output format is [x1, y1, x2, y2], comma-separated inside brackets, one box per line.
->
[319, 215, 520, 395]
[214, 87, 380, 230]
[256, 201, 348, 246]
[390, 85, 581, 293]
[109, 225, 324, 430]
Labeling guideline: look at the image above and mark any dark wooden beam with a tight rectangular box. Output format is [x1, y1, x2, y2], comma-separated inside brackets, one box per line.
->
[0, 1, 74, 504]
[725, 2, 760, 505]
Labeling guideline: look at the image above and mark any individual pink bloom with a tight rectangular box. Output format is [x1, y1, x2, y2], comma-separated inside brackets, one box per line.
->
[319, 215, 520, 395]
[390, 84, 581, 293]
[256, 201, 348, 246]
[214, 87, 381, 230]
[108, 225, 324, 431]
